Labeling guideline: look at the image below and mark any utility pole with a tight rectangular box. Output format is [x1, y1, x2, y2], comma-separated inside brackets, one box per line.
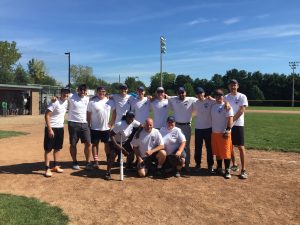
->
[65, 52, 71, 90]
[289, 62, 299, 107]
[160, 36, 166, 87]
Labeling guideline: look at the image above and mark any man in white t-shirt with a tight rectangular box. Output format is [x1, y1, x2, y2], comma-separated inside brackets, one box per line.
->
[150, 87, 169, 129]
[43, 88, 70, 177]
[131, 118, 166, 177]
[160, 116, 186, 177]
[130, 86, 150, 123]
[105, 111, 141, 180]
[87, 86, 115, 169]
[68, 84, 92, 170]
[224, 79, 249, 179]
[168, 87, 197, 172]
[111, 83, 135, 123]
[193, 87, 216, 173]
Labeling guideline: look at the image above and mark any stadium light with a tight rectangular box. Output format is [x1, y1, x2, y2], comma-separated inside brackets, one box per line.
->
[289, 61, 299, 107]
[160, 36, 166, 87]
[65, 52, 71, 90]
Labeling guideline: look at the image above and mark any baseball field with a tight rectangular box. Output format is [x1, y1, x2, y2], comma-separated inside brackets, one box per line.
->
[0, 113, 299, 225]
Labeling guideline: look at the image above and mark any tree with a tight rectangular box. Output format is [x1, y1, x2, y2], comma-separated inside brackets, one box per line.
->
[175, 75, 193, 90]
[0, 41, 21, 83]
[70, 65, 98, 89]
[28, 58, 46, 84]
[14, 64, 30, 84]
[125, 76, 146, 93]
[149, 72, 176, 95]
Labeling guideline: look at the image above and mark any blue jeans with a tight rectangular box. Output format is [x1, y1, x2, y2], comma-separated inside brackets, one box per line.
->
[194, 128, 214, 168]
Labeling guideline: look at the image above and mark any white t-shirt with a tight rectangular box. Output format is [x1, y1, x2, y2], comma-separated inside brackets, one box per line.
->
[193, 98, 215, 129]
[112, 119, 141, 143]
[112, 94, 134, 122]
[68, 93, 89, 123]
[46, 98, 68, 128]
[168, 96, 197, 123]
[87, 97, 115, 131]
[150, 98, 169, 128]
[131, 128, 164, 158]
[224, 92, 248, 126]
[159, 126, 186, 155]
[130, 97, 150, 123]
[211, 103, 234, 133]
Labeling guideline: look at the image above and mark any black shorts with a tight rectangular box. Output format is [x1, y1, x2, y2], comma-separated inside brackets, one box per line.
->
[44, 127, 64, 151]
[90, 129, 110, 144]
[164, 149, 186, 168]
[68, 121, 91, 146]
[141, 152, 159, 169]
[109, 139, 133, 155]
[231, 126, 245, 146]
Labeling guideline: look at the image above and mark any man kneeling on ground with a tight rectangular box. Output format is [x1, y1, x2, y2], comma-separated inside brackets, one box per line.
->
[132, 118, 166, 177]
[160, 116, 186, 177]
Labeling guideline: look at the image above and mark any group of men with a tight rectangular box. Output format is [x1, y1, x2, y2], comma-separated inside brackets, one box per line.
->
[43, 79, 248, 180]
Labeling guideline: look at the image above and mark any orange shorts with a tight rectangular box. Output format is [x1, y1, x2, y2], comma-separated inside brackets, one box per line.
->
[211, 132, 232, 159]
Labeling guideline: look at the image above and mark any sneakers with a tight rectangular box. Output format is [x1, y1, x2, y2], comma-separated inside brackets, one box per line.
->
[72, 164, 80, 170]
[184, 165, 191, 173]
[225, 169, 231, 179]
[175, 170, 181, 178]
[45, 169, 52, 177]
[230, 165, 239, 172]
[207, 167, 215, 174]
[105, 172, 111, 180]
[194, 165, 201, 173]
[240, 170, 248, 179]
[216, 167, 223, 175]
[51, 166, 63, 173]
[93, 163, 101, 170]
[85, 163, 93, 171]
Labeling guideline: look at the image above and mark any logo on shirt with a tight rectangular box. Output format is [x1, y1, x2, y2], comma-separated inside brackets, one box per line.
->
[218, 106, 223, 113]
[235, 97, 239, 104]
[204, 103, 209, 108]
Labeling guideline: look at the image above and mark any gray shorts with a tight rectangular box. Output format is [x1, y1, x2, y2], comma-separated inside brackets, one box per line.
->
[68, 121, 91, 146]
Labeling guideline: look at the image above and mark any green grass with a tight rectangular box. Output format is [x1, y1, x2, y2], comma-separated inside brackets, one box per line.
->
[245, 113, 300, 152]
[248, 106, 300, 111]
[0, 130, 29, 139]
[0, 193, 69, 225]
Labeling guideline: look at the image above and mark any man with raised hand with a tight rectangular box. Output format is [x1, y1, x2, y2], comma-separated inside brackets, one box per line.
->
[130, 86, 150, 123]
[87, 86, 115, 169]
[168, 87, 197, 172]
[150, 87, 169, 129]
[131, 118, 166, 177]
[68, 84, 92, 170]
[224, 79, 249, 179]
[43, 88, 70, 177]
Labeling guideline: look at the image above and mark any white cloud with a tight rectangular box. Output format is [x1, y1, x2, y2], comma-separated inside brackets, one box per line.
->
[223, 17, 240, 25]
[186, 18, 210, 26]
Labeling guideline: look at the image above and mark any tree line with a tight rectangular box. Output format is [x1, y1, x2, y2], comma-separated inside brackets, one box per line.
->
[1, 41, 299, 106]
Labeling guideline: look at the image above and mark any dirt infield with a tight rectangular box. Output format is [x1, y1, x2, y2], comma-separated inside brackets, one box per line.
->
[0, 115, 299, 225]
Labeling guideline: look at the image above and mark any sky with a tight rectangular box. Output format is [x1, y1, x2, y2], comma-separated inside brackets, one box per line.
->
[1, 0, 300, 86]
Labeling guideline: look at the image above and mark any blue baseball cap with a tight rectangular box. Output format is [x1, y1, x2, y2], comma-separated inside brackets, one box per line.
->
[195, 87, 204, 94]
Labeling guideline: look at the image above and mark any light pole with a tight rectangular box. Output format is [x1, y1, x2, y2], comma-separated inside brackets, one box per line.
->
[160, 36, 166, 87]
[65, 52, 71, 90]
[289, 62, 299, 107]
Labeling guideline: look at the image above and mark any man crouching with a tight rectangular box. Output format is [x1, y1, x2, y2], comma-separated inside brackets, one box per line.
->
[132, 118, 166, 177]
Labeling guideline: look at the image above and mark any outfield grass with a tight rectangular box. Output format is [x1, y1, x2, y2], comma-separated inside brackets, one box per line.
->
[0, 194, 69, 225]
[245, 113, 300, 152]
[0, 130, 28, 139]
[248, 106, 300, 111]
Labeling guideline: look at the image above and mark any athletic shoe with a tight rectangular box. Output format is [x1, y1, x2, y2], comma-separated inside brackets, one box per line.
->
[175, 170, 181, 178]
[72, 164, 80, 170]
[240, 170, 248, 179]
[184, 165, 191, 173]
[194, 165, 201, 173]
[45, 169, 52, 177]
[225, 169, 231, 179]
[230, 165, 239, 172]
[85, 163, 93, 171]
[208, 167, 215, 174]
[105, 172, 111, 180]
[93, 163, 101, 170]
[216, 167, 223, 175]
[51, 166, 63, 173]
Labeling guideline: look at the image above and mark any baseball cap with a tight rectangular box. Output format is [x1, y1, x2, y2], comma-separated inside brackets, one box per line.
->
[119, 83, 128, 89]
[195, 87, 204, 94]
[125, 111, 135, 118]
[214, 89, 224, 96]
[167, 115, 175, 123]
[137, 86, 145, 91]
[78, 84, 87, 91]
[229, 79, 238, 84]
[156, 87, 164, 92]
[177, 87, 185, 94]
[96, 86, 106, 91]
[60, 87, 70, 93]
